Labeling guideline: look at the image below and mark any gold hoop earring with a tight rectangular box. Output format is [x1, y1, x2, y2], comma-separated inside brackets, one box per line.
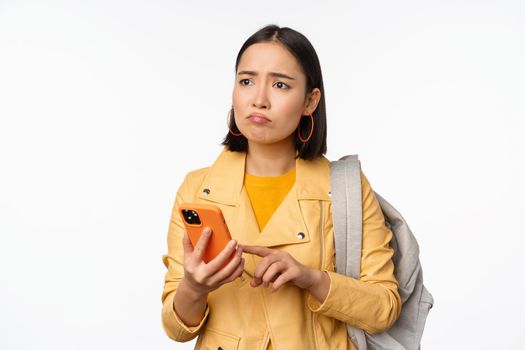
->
[227, 107, 242, 136]
[298, 113, 314, 143]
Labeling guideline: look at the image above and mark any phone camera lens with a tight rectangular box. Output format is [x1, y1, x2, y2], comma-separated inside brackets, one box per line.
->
[182, 209, 201, 225]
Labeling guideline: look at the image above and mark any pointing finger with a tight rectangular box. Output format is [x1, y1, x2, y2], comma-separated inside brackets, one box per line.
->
[240, 245, 273, 257]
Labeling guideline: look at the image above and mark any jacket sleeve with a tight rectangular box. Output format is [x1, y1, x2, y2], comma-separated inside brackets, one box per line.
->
[307, 170, 402, 334]
[161, 173, 210, 342]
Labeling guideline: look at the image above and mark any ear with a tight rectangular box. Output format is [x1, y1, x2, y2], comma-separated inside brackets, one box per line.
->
[302, 88, 321, 115]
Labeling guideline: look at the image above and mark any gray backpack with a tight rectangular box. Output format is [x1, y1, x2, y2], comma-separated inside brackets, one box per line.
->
[330, 155, 434, 350]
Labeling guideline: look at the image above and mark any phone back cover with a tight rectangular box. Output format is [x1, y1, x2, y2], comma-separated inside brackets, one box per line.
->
[179, 203, 233, 263]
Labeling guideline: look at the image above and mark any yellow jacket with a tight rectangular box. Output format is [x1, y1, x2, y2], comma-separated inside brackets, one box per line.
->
[161, 147, 401, 350]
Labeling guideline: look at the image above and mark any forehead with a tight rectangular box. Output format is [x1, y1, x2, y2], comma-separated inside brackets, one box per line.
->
[237, 42, 303, 77]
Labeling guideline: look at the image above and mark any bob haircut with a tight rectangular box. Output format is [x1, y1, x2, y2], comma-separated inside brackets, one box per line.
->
[221, 24, 327, 160]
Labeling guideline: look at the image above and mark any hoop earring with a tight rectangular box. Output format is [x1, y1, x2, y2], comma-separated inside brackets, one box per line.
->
[227, 107, 242, 136]
[297, 113, 314, 143]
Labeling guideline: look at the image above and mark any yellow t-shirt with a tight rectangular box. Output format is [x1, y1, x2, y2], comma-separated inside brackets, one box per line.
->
[244, 166, 296, 350]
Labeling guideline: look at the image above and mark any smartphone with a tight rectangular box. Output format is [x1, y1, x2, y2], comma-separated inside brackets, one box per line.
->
[178, 203, 235, 264]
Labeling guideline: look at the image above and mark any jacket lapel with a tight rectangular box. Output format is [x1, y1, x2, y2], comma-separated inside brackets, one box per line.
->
[196, 147, 331, 274]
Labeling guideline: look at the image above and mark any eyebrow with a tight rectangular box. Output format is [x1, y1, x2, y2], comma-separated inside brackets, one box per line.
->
[237, 70, 296, 80]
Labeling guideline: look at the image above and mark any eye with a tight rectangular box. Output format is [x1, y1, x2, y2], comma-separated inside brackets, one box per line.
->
[274, 81, 289, 89]
[239, 78, 252, 86]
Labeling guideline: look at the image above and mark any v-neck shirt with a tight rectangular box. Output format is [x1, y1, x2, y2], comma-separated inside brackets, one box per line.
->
[244, 167, 297, 232]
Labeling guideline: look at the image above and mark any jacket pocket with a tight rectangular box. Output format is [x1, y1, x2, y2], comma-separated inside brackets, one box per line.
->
[201, 328, 240, 350]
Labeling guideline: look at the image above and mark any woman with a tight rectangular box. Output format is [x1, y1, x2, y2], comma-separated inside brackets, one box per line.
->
[161, 24, 401, 350]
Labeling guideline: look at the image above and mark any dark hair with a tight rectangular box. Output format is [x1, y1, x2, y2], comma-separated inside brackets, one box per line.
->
[221, 24, 327, 160]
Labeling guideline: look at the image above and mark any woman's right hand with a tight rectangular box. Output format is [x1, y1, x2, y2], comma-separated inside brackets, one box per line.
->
[181, 227, 245, 296]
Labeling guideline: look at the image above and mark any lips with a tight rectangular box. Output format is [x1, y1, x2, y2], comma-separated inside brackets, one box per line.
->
[247, 113, 271, 124]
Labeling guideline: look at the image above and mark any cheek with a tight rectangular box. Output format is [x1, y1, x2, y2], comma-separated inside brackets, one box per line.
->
[231, 88, 241, 107]
[232, 85, 246, 105]
[232, 89, 248, 122]
[275, 97, 304, 127]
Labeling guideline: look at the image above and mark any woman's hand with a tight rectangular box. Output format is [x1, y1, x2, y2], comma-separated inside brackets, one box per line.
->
[240, 245, 329, 299]
[181, 227, 245, 296]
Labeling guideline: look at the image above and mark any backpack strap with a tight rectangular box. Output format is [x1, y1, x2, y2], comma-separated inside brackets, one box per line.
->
[330, 155, 368, 350]
[330, 154, 362, 279]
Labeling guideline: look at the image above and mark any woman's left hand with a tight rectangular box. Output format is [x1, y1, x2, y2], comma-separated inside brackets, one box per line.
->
[240, 245, 321, 293]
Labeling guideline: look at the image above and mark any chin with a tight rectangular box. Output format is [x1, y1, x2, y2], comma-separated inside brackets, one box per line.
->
[247, 135, 292, 147]
[243, 129, 270, 143]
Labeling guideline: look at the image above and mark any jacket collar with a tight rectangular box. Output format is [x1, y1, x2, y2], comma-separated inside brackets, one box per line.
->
[197, 146, 331, 205]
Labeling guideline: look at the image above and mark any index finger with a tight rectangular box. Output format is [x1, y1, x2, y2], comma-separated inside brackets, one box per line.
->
[240, 245, 273, 257]
[182, 229, 194, 258]
[192, 227, 212, 261]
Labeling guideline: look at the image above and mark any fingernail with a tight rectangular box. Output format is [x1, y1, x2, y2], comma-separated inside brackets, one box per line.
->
[203, 227, 211, 235]
[229, 239, 236, 248]
[236, 247, 243, 256]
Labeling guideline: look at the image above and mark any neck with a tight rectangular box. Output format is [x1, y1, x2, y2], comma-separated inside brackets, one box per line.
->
[245, 138, 296, 176]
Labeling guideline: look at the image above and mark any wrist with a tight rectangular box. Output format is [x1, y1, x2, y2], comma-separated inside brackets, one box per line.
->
[172, 278, 209, 328]
[307, 269, 330, 303]
[179, 278, 208, 302]
[307, 268, 323, 292]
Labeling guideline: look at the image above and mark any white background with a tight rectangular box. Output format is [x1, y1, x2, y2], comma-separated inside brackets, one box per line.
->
[1, 1, 524, 349]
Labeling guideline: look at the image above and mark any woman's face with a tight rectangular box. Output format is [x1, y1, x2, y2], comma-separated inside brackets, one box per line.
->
[232, 41, 319, 146]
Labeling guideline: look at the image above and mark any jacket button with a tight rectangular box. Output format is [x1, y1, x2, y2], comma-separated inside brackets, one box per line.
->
[202, 188, 210, 195]
[297, 232, 305, 239]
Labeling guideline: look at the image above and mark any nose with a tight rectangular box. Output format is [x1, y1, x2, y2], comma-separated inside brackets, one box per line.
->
[252, 84, 270, 109]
